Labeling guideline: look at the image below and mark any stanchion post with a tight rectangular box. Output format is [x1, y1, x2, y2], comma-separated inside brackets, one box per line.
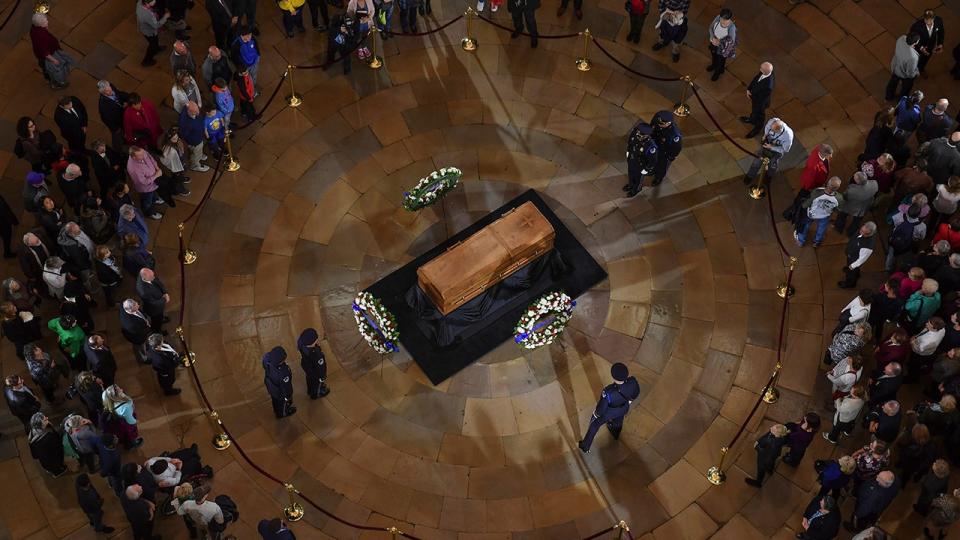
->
[747, 157, 770, 200]
[209, 411, 232, 451]
[461, 7, 478, 51]
[178, 223, 198, 265]
[387, 526, 402, 539]
[285, 65, 302, 107]
[777, 256, 798, 299]
[283, 484, 304, 522]
[706, 446, 729, 485]
[674, 75, 692, 117]
[613, 520, 630, 539]
[368, 26, 384, 69]
[576, 29, 592, 72]
[763, 364, 782, 404]
[223, 129, 240, 172]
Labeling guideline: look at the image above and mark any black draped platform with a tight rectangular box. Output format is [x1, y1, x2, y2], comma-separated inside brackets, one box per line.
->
[365, 189, 607, 385]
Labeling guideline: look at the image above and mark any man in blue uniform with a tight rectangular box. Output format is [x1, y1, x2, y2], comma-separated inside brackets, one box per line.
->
[578, 362, 641, 453]
[623, 121, 659, 197]
[651, 110, 682, 186]
[262, 346, 296, 418]
[297, 328, 329, 399]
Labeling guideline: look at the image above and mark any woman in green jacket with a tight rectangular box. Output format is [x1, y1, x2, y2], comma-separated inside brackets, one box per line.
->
[48, 314, 86, 371]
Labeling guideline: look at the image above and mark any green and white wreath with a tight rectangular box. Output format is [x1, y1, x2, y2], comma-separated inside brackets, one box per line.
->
[402, 167, 462, 211]
[514, 291, 576, 350]
[352, 291, 400, 354]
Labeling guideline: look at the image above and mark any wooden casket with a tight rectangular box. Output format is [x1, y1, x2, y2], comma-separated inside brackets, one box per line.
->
[417, 202, 556, 315]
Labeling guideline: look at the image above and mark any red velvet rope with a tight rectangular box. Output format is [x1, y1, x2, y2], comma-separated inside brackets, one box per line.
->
[589, 37, 682, 82]
[690, 85, 758, 158]
[475, 13, 580, 39]
[390, 14, 463, 36]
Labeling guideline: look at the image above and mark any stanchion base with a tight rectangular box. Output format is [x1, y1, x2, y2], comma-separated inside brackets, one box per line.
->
[673, 103, 690, 117]
[183, 249, 198, 265]
[706, 466, 726, 486]
[180, 351, 196, 367]
[212, 433, 232, 451]
[286, 94, 303, 107]
[284, 503, 305, 522]
[226, 158, 240, 172]
[776, 282, 795, 299]
[763, 386, 780, 404]
[461, 37, 477, 51]
[747, 185, 766, 200]
[369, 56, 383, 69]
[576, 58, 592, 72]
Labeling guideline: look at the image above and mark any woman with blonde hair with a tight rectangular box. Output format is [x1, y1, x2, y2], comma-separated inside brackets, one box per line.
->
[815, 454, 856, 499]
[101, 384, 142, 449]
[862, 152, 897, 192]
[171, 70, 202, 114]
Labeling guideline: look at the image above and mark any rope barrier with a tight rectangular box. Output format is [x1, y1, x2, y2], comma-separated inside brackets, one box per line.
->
[589, 37, 682, 82]
[475, 13, 580, 39]
[764, 174, 794, 258]
[690, 85, 758, 158]
[388, 13, 464, 37]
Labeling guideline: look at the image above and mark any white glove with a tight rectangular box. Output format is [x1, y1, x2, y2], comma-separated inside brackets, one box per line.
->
[640, 169, 648, 175]
[19, 311, 33, 322]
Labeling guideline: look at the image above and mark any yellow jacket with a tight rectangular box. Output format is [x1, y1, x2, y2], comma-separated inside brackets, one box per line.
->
[277, 0, 306, 12]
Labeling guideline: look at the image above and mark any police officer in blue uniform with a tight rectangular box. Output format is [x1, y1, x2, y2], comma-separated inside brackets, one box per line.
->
[623, 121, 659, 197]
[578, 362, 641, 453]
[262, 346, 297, 418]
[651, 110, 682, 186]
[297, 328, 330, 399]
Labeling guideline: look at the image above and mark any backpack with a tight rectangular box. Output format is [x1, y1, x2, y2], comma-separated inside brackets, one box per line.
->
[889, 215, 916, 253]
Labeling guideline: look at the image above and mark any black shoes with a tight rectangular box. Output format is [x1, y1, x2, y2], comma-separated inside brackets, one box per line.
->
[739, 116, 752, 124]
[652, 41, 666, 51]
[745, 127, 760, 138]
[531, 38, 538, 48]
[744, 477, 761, 487]
[164, 388, 182, 396]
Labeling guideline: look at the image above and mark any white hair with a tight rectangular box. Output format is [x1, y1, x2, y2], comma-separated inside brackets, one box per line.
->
[31, 12, 47, 26]
[122, 299, 138, 312]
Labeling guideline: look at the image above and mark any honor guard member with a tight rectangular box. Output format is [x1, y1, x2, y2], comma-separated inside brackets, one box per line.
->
[263, 346, 296, 418]
[578, 362, 640, 453]
[623, 121, 659, 197]
[146, 333, 181, 396]
[297, 328, 330, 399]
[651, 110, 682, 186]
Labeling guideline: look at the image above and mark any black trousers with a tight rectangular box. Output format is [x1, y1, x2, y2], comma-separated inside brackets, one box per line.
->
[833, 212, 862, 237]
[627, 12, 647, 39]
[839, 262, 861, 288]
[512, 9, 538, 40]
[270, 396, 293, 417]
[326, 43, 352, 73]
[885, 74, 915, 101]
[708, 44, 726, 73]
[627, 159, 649, 191]
[86, 509, 106, 532]
[307, 0, 329, 27]
[748, 101, 766, 126]
[579, 414, 623, 450]
[157, 371, 177, 394]
[917, 51, 932, 73]
[653, 155, 671, 185]
[142, 34, 161, 64]
[560, 0, 582, 9]
[212, 22, 232, 50]
[132, 519, 155, 540]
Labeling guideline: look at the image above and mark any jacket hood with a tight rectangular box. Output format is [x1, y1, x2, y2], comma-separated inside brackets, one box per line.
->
[297, 328, 319, 348]
[263, 346, 287, 367]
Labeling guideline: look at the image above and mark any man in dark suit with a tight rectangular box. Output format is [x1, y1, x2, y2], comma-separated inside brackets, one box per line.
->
[796, 495, 841, 540]
[19, 232, 50, 292]
[867, 362, 903, 408]
[147, 334, 181, 395]
[845, 471, 899, 533]
[97, 81, 129, 150]
[135, 268, 169, 332]
[741, 62, 775, 138]
[206, 0, 238, 50]
[909, 9, 945, 73]
[745, 423, 788, 487]
[120, 298, 152, 364]
[53, 95, 89, 152]
[121, 484, 157, 540]
[90, 141, 126, 198]
[508, 0, 540, 48]
[83, 334, 117, 387]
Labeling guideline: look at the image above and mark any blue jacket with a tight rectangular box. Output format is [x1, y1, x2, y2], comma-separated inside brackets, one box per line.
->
[117, 208, 149, 247]
[97, 441, 122, 478]
[204, 111, 226, 140]
[895, 96, 922, 133]
[178, 108, 204, 146]
[213, 86, 235, 115]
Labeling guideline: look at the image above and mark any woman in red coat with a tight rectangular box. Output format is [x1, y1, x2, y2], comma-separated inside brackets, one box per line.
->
[783, 143, 832, 222]
[122, 93, 163, 150]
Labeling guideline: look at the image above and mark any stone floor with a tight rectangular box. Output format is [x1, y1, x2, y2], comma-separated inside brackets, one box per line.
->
[0, 0, 959, 538]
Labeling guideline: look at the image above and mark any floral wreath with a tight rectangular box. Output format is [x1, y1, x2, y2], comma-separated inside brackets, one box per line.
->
[514, 291, 576, 350]
[353, 292, 400, 354]
[402, 167, 462, 212]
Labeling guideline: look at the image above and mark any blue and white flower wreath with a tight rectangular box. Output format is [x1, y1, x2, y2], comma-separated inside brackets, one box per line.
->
[402, 167, 462, 212]
[353, 292, 400, 354]
[514, 291, 576, 350]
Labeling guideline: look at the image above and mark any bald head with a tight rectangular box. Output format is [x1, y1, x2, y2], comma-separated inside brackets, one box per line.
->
[876, 471, 895, 487]
[139, 268, 155, 282]
[64, 164, 81, 179]
[187, 101, 200, 116]
[936, 99, 950, 113]
[208, 46, 221, 59]
[174, 40, 188, 55]
[760, 62, 773, 75]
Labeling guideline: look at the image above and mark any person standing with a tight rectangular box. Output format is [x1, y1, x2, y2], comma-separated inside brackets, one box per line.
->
[136, 0, 170, 67]
[90, 141, 126, 198]
[909, 9, 945, 74]
[202, 47, 234, 90]
[650, 110, 681, 187]
[834, 172, 878, 237]
[795, 495, 841, 540]
[4, 375, 41, 432]
[97, 81, 129, 150]
[556, 0, 582, 22]
[179, 101, 210, 173]
[97, 434, 124, 496]
[278, 0, 307, 37]
[838, 222, 877, 289]
[206, 0, 238, 50]
[705, 8, 736, 81]
[76, 473, 115, 534]
[795, 177, 843, 248]
[30, 12, 74, 89]
[29, 412, 67, 477]
[508, 0, 539, 48]
[917, 99, 954, 144]
[577, 362, 640, 452]
[170, 40, 197, 76]
[136, 268, 169, 332]
[782, 412, 820, 467]
[824, 386, 865, 443]
[234, 0, 259, 35]
[743, 118, 793, 186]
[148, 333, 182, 396]
[259, 518, 297, 539]
[650, 0, 687, 59]
[94, 246, 123, 307]
[886, 34, 921, 102]
[297, 328, 329, 399]
[845, 471, 900, 533]
[84, 334, 117, 387]
[127, 146, 165, 219]
[53, 96, 89, 153]
[623, 0, 649, 45]
[745, 423, 788, 487]
[263, 347, 296, 418]
[741, 62, 774, 138]
[918, 132, 960, 185]
[120, 299, 152, 364]
[784, 144, 832, 222]
[230, 26, 261, 85]
[623, 120, 658, 197]
[123, 94, 164, 150]
[122, 484, 158, 540]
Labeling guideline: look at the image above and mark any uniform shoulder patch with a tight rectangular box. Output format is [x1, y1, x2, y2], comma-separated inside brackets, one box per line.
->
[673, 136, 681, 142]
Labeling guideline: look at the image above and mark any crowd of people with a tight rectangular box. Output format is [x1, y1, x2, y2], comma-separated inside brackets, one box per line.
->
[8, 0, 960, 539]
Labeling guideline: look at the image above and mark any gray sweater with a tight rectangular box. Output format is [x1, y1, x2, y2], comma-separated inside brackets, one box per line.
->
[841, 179, 879, 217]
[891, 35, 920, 78]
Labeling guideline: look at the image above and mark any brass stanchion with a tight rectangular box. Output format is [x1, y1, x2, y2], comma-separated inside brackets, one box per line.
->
[283, 484, 304, 522]
[777, 256, 798, 299]
[613, 520, 630, 539]
[706, 446, 729, 485]
[576, 29, 592, 72]
[223, 129, 240, 172]
[747, 157, 770, 200]
[178, 223, 198, 265]
[386, 526, 402, 539]
[209, 411, 232, 451]
[34, 1, 49, 13]
[763, 365, 782, 404]
[181, 351, 196, 367]
[461, 7, 478, 51]
[285, 65, 302, 107]
[368, 27, 383, 69]
[674, 76, 692, 117]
